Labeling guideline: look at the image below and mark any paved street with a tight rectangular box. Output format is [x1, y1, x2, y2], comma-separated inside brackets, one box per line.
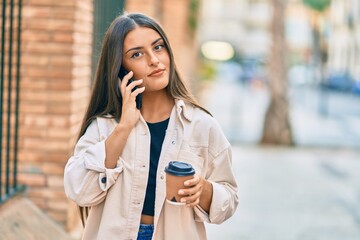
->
[199, 70, 360, 240]
[205, 145, 360, 240]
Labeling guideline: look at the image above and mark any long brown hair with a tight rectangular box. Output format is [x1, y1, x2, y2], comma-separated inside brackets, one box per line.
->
[77, 12, 209, 226]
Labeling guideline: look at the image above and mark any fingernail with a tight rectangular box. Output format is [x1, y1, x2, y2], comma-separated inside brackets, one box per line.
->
[178, 190, 184, 195]
[184, 182, 189, 186]
[181, 198, 186, 203]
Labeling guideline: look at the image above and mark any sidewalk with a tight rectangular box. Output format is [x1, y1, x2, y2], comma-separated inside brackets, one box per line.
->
[199, 73, 360, 239]
[205, 145, 360, 240]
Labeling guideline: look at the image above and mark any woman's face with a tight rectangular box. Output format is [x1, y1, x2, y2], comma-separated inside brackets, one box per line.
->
[121, 26, 170, 93]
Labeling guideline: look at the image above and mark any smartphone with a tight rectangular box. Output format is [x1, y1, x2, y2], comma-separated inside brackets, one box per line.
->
[118, 66, 142, 109]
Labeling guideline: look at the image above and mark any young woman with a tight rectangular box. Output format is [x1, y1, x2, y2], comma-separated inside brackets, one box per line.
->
[64, 12, 238, 240]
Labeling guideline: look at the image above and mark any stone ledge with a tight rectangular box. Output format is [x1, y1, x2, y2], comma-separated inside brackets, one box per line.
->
[0, 195, 71, 240]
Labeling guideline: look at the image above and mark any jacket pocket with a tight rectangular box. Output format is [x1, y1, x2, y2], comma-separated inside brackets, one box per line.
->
[161, 199, 202, 240]
[177, 150, 204, 176]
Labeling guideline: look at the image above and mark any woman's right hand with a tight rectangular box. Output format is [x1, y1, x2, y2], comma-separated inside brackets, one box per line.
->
[104, 71, 145, 169]
[118, 71, 145, 129]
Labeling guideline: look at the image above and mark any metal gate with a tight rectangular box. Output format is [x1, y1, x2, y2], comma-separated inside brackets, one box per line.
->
[0, 0, 24, 203]
[92, 0, 125, 81]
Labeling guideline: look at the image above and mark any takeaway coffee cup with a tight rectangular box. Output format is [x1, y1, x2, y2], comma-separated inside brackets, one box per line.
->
[164, 161, 195, 203]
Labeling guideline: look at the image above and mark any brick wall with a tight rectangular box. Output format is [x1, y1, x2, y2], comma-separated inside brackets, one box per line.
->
[19, 0, 93, 231]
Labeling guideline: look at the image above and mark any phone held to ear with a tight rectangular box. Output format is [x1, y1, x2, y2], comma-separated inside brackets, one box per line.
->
[118, 66, 142, 109]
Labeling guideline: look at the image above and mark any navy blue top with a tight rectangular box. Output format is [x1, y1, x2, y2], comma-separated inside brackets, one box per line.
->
[142, 118, 169, 216]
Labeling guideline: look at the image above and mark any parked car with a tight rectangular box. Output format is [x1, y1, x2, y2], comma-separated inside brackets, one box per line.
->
[321, 72, 355, 92]
[353, 80, 360, 95]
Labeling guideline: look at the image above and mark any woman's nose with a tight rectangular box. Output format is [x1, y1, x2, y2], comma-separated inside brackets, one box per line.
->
[148, 52, 160, 66]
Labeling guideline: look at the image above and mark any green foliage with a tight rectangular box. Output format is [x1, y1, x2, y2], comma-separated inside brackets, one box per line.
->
[199, 60, 217, 81]
[188, 0, 199, 33]
[303, 0, 331, 12]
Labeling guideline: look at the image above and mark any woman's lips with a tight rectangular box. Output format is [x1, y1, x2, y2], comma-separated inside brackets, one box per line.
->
[148, 69, 165, 77]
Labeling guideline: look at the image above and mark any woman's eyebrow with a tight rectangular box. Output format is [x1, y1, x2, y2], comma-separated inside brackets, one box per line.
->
[125, 46, 142, 55]
[151, 37, 163, 46]
[125, 37, 163, 54]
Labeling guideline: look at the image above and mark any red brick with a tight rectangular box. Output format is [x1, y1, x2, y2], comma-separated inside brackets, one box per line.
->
[47, 104, 71, 114]
[53, 0, 76, 7]
[49, 56, 73, 67]
[22, 114, 49, 127]
[18, 150, 46, 163]
[48, 199, 69, 211]
[27, 0, 52, 6]
[24, 19, 74, 32]
[29, 188, 67, 199]
[41, 163, 65, 175]
[20, 90, 48, 102]
[49, 115, 71, 127]
[48, 80, 71, 90]
[20, 128, 47, 138]
[23, 6, 52, 18]
[73, 32, 92, 44]
[23, 138, 69, 151]
[53, 8, 75, 20]
[25, 67, 72, 79]
[18, 173, 46, 187]
[47, 91, 71, 103]
[47, 129, 71, 139]
[19, 163, 42, 174]
[126, 0, 156, 16]
[20, 102, 47, 114]
[22, 31, 51, 42]
[19, 0, 95, 229]
[25, 42, 73, 55]
[22, 54, 50, 66]
[47, 175, 65, 188]
[20, 78, 48, 90]
[72, 54, 91, 65]
[52, 32, 73, 43]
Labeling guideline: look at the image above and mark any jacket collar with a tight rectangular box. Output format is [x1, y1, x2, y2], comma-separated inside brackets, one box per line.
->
[175, 99, 194, 122]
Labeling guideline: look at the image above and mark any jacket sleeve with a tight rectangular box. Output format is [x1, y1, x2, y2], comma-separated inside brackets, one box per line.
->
[63, 118, 124, 207]
[194, 121, 239, 224]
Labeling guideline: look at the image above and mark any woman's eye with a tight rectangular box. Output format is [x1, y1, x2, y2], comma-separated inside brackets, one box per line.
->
[154, 44, 164, 51]
[131, 52, 142, 58]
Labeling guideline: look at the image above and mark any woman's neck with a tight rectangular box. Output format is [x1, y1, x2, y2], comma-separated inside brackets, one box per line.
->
[140, 90, 174, 123]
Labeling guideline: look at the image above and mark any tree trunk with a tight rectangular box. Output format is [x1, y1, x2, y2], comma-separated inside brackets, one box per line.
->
[261, 0, 293, 145]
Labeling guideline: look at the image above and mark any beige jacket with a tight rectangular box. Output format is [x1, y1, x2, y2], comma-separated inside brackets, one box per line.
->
[64, 100, 238, 240]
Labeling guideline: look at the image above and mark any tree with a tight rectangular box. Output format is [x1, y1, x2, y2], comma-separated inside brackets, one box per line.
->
[261, 0, 293, 145]
[303, 0, 330, 12]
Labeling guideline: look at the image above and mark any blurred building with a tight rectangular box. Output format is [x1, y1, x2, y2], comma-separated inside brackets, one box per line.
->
[286, 0, 360, 88]
[198, 0, 271, 60]
[327, 0, 360, 82]
[0, 0, 199, 236]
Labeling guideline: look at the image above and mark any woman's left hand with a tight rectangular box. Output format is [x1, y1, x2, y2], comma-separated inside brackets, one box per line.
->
[178, 175, 212, 210]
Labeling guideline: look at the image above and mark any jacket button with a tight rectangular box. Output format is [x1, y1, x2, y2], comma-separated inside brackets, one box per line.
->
[101, 177, 107, 183]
